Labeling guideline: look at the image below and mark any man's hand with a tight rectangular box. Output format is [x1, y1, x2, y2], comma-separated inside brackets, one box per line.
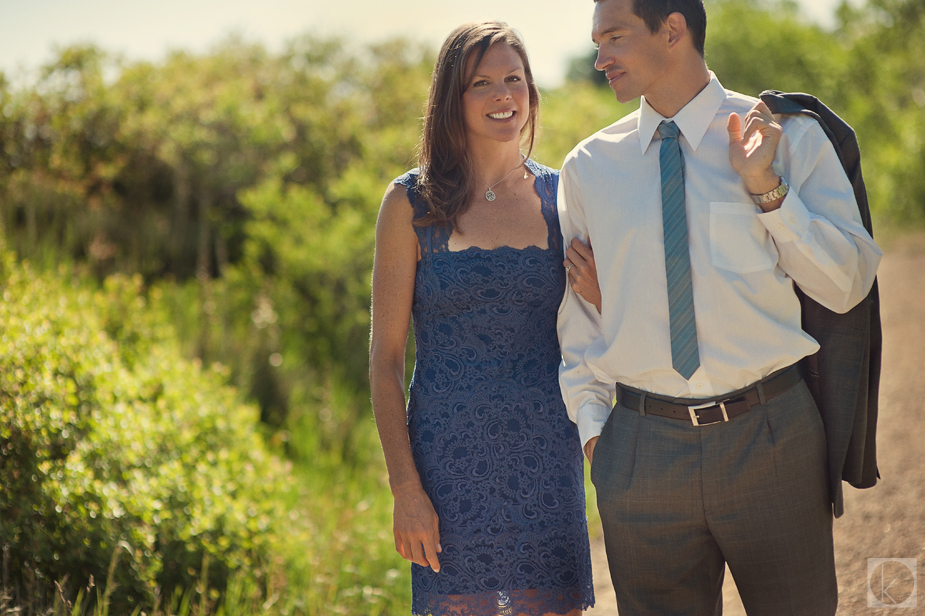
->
[728, 101, 785, 210]
[584, 436, 599, 465]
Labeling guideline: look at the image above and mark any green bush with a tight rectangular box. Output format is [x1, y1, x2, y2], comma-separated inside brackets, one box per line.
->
[0, 254, 295, 612]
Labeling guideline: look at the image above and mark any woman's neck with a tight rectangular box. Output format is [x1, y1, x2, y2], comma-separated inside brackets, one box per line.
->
[468, 140, 526, 187]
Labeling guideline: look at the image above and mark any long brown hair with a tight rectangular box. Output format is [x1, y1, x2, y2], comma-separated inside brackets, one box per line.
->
[416, 21, 540, 229]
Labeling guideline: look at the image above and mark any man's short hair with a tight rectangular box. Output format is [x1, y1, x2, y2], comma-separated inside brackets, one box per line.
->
[597, 0, 707, 57]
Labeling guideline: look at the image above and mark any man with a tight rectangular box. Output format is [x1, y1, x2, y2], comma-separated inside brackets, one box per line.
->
[557, 0, 881, 614]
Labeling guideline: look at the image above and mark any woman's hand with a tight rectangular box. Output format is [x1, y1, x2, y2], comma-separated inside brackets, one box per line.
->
[392, 483, 442, 572]
[564, 238, 602, 313]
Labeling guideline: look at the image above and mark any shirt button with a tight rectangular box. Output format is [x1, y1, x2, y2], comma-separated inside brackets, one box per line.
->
[778, 223, 785, 230]
[789, 216, 796, 224]
[696, 383, 704, 390]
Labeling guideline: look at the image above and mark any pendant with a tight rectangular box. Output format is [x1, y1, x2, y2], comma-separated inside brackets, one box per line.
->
[485, 189, 496, 202]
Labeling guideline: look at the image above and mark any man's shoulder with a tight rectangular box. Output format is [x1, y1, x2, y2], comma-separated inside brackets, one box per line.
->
[722, 87, 818, 131]
[720, 87, 820, 149]
[563, 108, 641, 167]
[589, 108, 641, 144]
[720, 87, 760, 113]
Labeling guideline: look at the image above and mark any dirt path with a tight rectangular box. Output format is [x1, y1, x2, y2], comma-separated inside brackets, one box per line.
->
[585, 232, 925, 615]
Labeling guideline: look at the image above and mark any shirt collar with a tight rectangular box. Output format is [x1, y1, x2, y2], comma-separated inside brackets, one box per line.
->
[638, 72, 727, 155]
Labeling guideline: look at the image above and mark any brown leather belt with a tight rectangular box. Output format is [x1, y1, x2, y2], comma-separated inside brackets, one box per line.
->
[616, 365, 803, 427]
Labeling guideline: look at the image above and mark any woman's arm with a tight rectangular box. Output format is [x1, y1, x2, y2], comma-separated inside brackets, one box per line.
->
[369, 182, 441, 572]
[564, 238, 602, 313]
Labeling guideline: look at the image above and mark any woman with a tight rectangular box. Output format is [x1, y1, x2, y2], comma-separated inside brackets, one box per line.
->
[369, 21, 597, 616]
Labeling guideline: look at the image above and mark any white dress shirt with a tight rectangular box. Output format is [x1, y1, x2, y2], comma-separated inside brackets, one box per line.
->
[557, 74, 882, 447]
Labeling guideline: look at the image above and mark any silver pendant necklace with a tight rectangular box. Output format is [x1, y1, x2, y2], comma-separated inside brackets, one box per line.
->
[477, 155, 528, 202]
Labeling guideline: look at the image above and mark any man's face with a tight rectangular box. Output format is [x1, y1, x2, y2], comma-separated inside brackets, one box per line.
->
[592, 0, 671, 103]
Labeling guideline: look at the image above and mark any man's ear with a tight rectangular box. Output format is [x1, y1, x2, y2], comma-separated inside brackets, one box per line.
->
[664, 12, 688, 50]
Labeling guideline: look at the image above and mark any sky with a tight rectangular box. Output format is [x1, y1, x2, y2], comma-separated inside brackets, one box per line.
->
[0, 0, 848, 89]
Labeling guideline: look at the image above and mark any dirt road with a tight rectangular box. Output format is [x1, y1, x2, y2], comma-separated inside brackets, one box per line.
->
[585, 232, 925, 615]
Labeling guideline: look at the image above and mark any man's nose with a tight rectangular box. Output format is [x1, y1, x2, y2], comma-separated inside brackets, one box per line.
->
[594, 48, 609, 72]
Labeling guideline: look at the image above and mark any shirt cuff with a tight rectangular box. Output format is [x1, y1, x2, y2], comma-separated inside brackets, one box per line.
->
[577, 403, 613, 449]
[758, 190, 812, 243]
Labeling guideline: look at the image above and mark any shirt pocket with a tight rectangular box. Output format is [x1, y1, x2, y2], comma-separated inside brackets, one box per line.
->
[708, 202, 777, 274]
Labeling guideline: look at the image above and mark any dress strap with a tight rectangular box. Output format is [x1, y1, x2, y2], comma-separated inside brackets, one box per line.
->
[525, 159, 562, 254]
[394, 169, 451, 257]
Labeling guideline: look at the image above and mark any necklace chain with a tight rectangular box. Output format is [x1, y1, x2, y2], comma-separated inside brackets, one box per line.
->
[477, 154, 528, 202]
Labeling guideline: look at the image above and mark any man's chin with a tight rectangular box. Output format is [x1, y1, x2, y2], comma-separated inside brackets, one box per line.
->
[608, 82, 636, 104]
[612, 89, 636, 104]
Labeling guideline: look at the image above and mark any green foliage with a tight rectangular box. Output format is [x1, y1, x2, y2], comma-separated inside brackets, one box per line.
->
[0, 35, 432, 429]
[237, 179, 371, 398]
[565, 50, 607, 87]
[705, 0, 850, 103]
[535, 83, 636, 166]
[279, 390, 410, 615]
[0, 255, 295, 612]
[837, 0, 925, 223]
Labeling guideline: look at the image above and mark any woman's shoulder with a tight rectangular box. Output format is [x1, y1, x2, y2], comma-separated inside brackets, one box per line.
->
[381, 169, 418, 215]
[389, 168, 427, 214]
[383, 168, 435, 238]
[393, 167, 421, 190]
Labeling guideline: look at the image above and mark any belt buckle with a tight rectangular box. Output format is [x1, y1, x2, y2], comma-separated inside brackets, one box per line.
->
[687, 401, 728, 427]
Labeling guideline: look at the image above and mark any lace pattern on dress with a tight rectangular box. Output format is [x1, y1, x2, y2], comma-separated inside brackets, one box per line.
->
[392, 160, 594, 616]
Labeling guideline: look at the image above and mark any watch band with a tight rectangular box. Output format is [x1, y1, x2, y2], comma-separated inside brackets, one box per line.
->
[751, 177, 789, 204]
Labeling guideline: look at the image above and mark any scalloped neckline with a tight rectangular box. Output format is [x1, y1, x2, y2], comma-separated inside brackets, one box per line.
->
[443, 159, 553, 256]
[438, 243, 553, 255]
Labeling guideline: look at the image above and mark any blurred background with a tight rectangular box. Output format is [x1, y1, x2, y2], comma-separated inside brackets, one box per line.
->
[0, 0, 854, 89]
[0, 0, 922, 614]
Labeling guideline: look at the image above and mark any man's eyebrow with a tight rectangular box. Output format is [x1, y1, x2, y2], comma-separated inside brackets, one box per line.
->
[592, 27, 619, 44]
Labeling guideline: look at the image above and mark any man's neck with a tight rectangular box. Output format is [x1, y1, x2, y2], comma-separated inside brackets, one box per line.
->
[643, 61, 711, 119]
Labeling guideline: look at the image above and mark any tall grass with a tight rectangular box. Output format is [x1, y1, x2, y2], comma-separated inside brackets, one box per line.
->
[279, 379, 409, 616]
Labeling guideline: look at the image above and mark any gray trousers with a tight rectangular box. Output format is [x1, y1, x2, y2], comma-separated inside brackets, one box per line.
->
[591, 379, 837, 616]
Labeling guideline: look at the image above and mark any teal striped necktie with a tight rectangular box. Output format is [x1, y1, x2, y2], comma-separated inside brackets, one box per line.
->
[658, 121, 700, 379]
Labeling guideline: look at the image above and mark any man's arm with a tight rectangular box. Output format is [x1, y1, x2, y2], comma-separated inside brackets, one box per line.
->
[728, 103, 881, 313]
[556, 159, 614, 456]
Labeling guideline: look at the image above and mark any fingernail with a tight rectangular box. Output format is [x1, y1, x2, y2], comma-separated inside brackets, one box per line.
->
[437, 543, 442, 552]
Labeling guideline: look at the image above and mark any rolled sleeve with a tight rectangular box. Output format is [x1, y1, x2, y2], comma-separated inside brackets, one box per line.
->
[577, 403, 613, 449]
[760, 117, 881, 314]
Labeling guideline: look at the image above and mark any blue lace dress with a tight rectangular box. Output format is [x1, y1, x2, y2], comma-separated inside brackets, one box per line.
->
[396, 159, 594, 616]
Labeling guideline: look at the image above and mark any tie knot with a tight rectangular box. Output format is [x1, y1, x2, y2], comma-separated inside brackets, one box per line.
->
[658, 121, 680, 141]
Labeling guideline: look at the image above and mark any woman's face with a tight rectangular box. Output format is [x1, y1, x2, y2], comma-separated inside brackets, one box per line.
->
[461, 43, 530, 147]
